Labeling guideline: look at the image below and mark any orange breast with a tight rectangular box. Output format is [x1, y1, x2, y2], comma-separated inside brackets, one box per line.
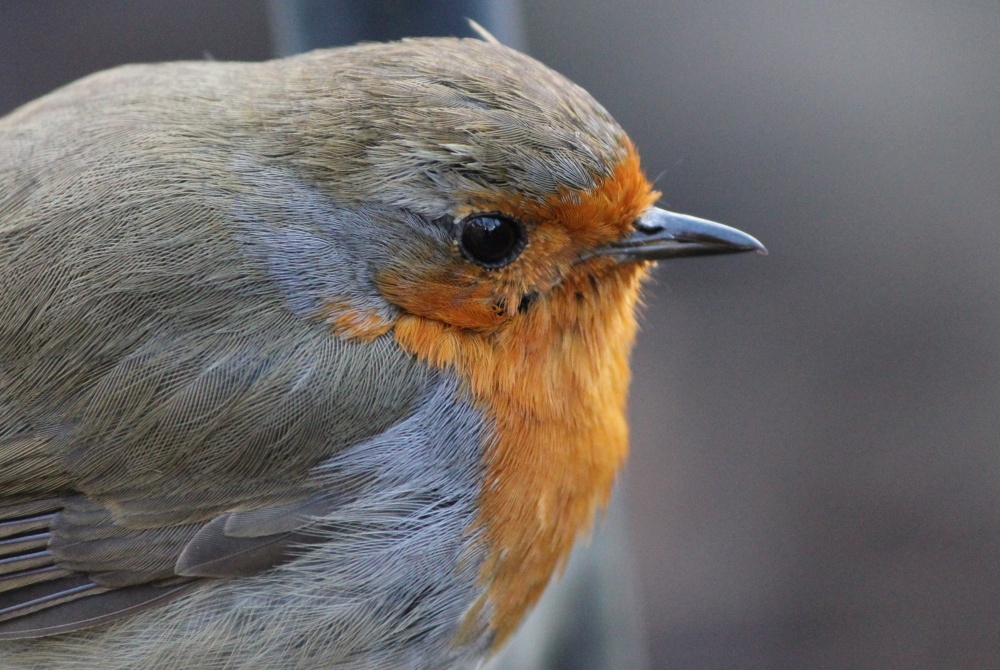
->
[328, 144, 656, 646]
[394, 146, 656, 645]
[393, 258, 646, 645]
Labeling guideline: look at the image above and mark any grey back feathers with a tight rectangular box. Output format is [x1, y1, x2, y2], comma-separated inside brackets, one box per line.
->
[5, 37, 628, 216]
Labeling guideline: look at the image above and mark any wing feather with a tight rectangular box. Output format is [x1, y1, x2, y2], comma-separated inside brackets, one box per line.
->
[0, 82, 433, 638]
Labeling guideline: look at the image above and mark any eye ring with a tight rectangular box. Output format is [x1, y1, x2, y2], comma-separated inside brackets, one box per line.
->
[457, 212, 527, 269]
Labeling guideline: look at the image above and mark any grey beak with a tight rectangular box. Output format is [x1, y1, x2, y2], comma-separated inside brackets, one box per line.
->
[595, 207, 767, 261]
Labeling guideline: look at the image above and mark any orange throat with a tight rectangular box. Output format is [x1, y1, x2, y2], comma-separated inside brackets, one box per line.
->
[392, 260, 647, 645]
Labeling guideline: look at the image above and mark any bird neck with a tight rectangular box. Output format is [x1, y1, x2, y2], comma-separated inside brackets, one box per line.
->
[391, 260, 646, 647]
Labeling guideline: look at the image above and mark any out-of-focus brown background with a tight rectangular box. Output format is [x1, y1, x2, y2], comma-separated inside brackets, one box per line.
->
[2, 2, 998, 668]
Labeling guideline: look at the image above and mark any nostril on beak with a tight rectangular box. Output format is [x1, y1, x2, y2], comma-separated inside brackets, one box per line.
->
[633, 216, 665, 235]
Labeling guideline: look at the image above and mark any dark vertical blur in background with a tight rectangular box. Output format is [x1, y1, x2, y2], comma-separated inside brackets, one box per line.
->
[2, 2, 999, 668]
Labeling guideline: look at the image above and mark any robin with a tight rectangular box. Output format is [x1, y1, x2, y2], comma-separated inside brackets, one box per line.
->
[0, 37, 763, 669]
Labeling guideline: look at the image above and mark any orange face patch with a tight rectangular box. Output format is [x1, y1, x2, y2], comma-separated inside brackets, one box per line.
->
[465, 139, 658, 249]
[373, 140, 658, 334]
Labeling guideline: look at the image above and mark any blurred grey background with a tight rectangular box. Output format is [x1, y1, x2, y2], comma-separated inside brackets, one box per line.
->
[2, 1, 998, 668]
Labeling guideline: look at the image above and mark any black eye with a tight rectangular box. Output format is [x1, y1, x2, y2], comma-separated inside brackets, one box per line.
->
[458, 213, 527, 268]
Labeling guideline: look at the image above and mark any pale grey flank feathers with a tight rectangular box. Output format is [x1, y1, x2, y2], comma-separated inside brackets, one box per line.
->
[2, 378, 491, 669]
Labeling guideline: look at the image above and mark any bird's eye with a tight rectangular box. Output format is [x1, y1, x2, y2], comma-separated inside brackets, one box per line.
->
[458, 213, 527, 268]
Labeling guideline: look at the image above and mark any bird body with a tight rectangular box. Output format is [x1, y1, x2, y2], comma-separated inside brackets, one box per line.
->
[0, 38, 762, 668]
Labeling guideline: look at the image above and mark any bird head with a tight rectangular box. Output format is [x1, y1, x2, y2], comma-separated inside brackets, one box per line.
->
[247, 38, 763, 337]
[234, 37, 764, 645]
